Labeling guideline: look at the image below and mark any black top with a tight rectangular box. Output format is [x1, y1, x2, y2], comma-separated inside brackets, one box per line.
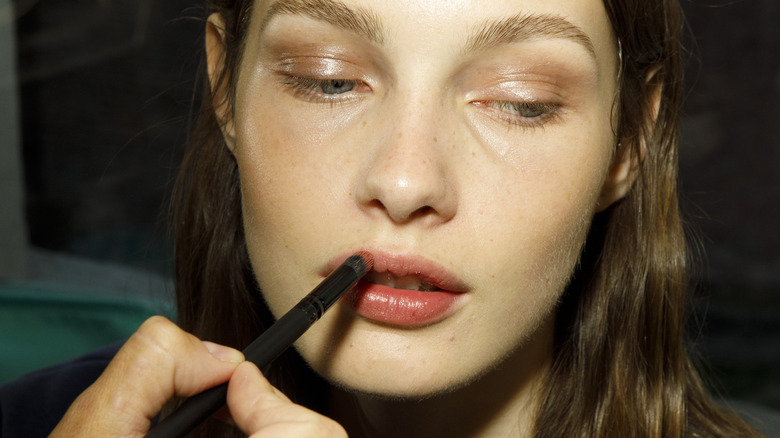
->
[0, 342, 121, 437]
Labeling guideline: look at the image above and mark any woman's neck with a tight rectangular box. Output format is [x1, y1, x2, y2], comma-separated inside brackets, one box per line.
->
[328, 323, 554, 438]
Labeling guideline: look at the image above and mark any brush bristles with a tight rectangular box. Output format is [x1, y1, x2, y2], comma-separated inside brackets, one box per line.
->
[346, 251, 374, 276]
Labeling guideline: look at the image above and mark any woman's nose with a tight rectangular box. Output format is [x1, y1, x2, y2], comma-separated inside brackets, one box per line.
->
[355, 104, 458, 225]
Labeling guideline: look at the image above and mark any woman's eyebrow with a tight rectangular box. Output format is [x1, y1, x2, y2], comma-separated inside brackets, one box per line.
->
[464, 13, 597, 60]
[259, 0, 385, 44]
[259, 1, 595, 62]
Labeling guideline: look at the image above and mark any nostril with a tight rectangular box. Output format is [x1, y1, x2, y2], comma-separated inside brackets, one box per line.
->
[364, 197, 439, 224]
[366, 199, 386, 212]
[409, 205, 436, 220]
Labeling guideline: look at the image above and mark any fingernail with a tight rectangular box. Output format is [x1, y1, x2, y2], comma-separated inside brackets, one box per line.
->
[203, 341, 245, 363]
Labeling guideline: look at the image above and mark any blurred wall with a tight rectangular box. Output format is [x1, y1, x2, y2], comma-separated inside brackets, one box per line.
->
[681, 0, 780, 288]
[679, 0, 780, 410]
[15, 0, 197, 277]
[0, 0, 28, 279]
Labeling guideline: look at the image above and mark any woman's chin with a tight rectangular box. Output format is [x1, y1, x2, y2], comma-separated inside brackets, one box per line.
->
[310, 349, 493, 402]
[299, 330, 489, 401]
[326, 372, 472, 402]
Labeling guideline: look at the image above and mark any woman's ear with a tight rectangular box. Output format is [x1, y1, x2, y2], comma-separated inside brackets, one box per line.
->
[596, 66, 663, 212]
[206, 13, 236, 150]
[595, 141, 641, 212]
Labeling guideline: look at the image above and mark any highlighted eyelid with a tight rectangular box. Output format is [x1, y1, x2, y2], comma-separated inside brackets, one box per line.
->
[463, 76, 567, 127]
[275, 55, 367, 79]
[312, 57, 345, 76]
[269, 54, 376, 103]
[469, 79, 564, 101]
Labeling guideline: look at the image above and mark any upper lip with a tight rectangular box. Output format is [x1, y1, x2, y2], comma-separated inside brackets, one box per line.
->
[324, 249, 469, 293]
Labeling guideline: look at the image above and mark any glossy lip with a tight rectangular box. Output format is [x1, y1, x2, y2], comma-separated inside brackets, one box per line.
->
[324, 250, 470, 327]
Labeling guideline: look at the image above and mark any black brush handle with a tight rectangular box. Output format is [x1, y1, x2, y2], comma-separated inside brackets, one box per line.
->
[145, 254, 371, 438]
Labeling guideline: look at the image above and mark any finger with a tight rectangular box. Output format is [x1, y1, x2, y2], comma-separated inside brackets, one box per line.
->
[227, 362, 347, 438]
[51, 316, 244, 437]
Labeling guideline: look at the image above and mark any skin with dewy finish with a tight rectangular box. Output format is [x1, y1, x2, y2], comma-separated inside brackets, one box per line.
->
[208, 0, 634, 436]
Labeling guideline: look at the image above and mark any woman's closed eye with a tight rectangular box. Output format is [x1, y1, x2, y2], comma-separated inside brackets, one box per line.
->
[282, 76, 369, 104]
[473, 100, 561, 129]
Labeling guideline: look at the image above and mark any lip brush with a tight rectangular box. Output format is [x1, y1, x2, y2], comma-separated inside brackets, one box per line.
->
[145, 252, 374, 438]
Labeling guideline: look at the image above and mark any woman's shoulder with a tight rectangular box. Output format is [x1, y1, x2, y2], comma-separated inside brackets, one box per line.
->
[0, 341, 123, 438]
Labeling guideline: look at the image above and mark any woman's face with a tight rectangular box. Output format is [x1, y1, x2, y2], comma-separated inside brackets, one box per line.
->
[214, 0, 625, 398]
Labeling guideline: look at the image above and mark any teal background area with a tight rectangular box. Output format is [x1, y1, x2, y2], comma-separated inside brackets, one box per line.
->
[0, 280, 171, 385]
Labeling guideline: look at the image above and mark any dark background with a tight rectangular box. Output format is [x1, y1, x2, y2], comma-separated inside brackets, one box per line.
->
[8, 0, 780, 413]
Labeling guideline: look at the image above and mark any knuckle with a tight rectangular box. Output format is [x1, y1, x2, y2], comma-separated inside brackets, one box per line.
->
[131, 316, 186, 359]
[138, 315, 175, 333]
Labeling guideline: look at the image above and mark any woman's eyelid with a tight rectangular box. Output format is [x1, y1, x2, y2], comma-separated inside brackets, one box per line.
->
[464, 77, 566, 105]
[274, 54, 379, 86]
[460, 75, 567, 127]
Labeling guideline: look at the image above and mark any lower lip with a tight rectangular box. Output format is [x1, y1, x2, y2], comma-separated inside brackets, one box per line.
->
[347, 281, 465, 327]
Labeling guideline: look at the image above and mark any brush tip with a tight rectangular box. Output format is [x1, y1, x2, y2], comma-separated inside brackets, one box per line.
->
[347, 251, 374, 275]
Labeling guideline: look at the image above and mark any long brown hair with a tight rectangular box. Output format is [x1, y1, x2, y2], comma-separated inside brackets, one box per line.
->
[533, 1, 760, 436]
[169, 0, 762, 436]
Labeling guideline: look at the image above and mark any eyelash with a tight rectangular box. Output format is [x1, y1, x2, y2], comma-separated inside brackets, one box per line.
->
[282, 75, 365, 104]
[473, 100, 561, 130]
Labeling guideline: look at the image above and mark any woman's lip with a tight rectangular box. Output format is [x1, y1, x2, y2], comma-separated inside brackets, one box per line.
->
[323, 250, 470, 327]
[347, 282, 466, 327]
[324, 250, 469, 292]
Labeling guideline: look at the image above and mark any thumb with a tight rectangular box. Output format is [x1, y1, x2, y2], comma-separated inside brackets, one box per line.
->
[227, 362, 347, 438]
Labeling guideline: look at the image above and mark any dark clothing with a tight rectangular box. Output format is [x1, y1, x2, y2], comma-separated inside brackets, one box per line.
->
[0, 342, 121, 437]
[2, 341, 778, 437]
